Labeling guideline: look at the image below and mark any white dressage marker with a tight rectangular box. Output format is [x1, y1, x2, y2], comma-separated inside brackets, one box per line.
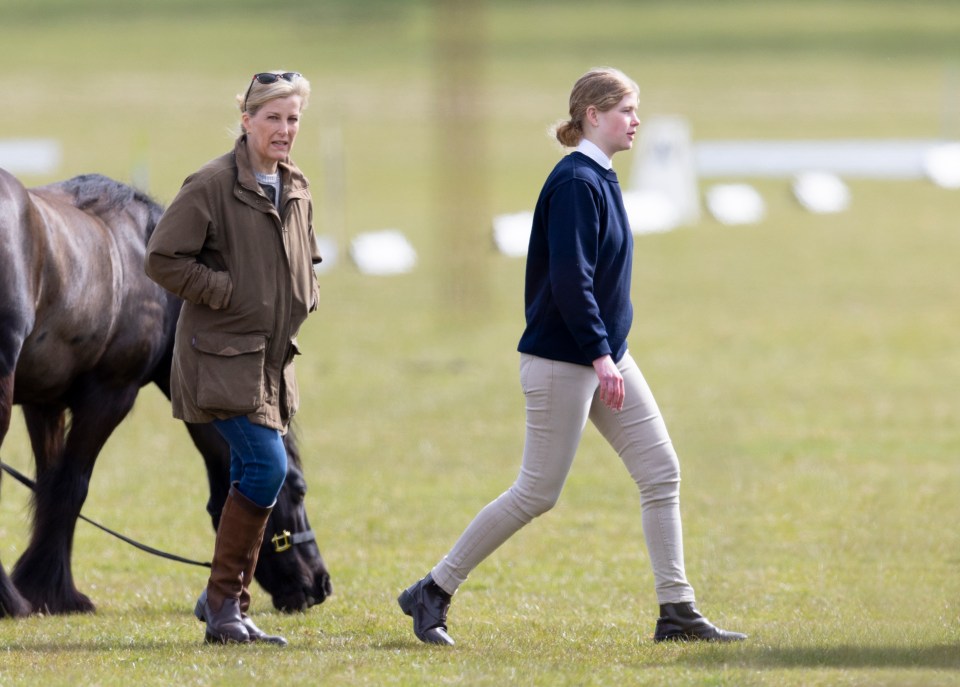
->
[349, 229, 417, 275]
[705, 184, 766, 226]
[629, 115, 700, 226]
[622, 189, 683, 235]
[792, 172, 851, 214]
[923, 142, 960, 189]
[313, 235, 340, 274]
[492, 210, 534, 257]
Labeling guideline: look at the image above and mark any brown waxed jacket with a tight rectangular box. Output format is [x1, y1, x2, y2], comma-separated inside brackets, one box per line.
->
[145, 136, 321, 432]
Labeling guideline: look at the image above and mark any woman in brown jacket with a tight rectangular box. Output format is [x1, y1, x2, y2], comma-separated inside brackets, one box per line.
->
[145, 71, 320, 646]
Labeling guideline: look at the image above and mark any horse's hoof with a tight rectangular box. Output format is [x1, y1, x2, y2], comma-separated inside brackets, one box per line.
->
[0, 587, 33, 618]
[47, 593, 96, 615]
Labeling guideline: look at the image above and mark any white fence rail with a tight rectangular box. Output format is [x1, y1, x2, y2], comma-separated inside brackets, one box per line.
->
[694, 139, 945, 179]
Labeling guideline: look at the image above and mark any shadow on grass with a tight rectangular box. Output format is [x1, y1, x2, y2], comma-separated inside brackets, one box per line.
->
[677, 644, 960, 670]
[0, 640, 186, 653]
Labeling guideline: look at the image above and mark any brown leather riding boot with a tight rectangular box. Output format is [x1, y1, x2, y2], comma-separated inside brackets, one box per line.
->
[196, 486, 272, 644]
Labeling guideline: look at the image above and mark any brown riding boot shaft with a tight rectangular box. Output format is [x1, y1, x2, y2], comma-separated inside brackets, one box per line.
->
[207, 486, 272, 613]
[238, 511, 268, 616]
[236, 523, 288, 645]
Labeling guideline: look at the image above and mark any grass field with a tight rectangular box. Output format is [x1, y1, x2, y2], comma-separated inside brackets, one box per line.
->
[1, 1, 960, 685]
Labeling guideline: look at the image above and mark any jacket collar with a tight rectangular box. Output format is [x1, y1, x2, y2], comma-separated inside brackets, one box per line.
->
[233, 135, 309, 200]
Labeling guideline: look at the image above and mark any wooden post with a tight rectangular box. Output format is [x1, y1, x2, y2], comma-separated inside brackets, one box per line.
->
[432, 0, 490, 314]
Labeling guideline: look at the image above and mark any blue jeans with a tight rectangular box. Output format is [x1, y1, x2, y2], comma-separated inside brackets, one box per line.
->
[212, 416, 287, 508]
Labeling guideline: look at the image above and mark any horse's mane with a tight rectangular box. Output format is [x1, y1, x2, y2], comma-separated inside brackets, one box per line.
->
[283, 425, 303, 468]
[56, 173, 165, 243]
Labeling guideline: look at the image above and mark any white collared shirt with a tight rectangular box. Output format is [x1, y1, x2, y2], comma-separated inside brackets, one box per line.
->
[575, 138, 612, 170]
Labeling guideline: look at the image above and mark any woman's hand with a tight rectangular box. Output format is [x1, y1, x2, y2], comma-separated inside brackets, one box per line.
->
[592, 354, 624, 411]
[207, 270, 233, 310]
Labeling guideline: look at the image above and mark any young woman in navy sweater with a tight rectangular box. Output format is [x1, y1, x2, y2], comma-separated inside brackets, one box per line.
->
[399, 67, 745, 645]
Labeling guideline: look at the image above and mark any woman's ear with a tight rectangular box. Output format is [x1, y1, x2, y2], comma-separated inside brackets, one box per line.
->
[585, 105, 599, 128]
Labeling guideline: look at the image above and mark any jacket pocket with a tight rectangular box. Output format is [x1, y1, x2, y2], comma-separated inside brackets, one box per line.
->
[192, 331, 267, 413]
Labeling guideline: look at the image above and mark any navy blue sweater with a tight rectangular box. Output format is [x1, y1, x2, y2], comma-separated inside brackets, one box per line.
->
[517, 152, 634, 366]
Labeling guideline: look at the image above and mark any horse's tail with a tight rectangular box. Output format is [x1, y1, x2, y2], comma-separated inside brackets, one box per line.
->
[0, 167, 30, 217]
[0, 168, 35, 379]
[0, 169, 34, 467]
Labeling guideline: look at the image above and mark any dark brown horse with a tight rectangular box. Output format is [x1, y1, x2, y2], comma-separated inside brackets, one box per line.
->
[0, 169, 331, 617]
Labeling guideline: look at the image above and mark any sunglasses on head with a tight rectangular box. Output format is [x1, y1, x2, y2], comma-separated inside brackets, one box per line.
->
[243, 72, 301, 112]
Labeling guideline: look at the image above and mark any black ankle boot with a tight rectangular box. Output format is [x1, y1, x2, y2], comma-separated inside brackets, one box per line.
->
[653, 602, 747, 642]
[398, 574, 455, 646]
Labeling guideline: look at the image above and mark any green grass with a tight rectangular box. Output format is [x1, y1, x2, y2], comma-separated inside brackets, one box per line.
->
[2, 1, 960, 685]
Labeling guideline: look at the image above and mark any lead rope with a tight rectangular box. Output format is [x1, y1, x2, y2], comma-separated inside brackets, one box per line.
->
[0, 459, 211, 569]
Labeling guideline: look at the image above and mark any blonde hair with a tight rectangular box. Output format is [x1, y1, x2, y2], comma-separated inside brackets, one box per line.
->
[552, 67, 639, 148]
[237, 71, 312, 116]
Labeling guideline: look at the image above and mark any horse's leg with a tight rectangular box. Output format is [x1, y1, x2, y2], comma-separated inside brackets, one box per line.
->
[182, 421, 232, 528]
[22, 403, 66, 477]
[151, 345, 232, 529]
[12, 382, 140, 614]
[153, 368, 232, 527]
[0, 369, 32, 618]
[19, 403, 70, 596]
